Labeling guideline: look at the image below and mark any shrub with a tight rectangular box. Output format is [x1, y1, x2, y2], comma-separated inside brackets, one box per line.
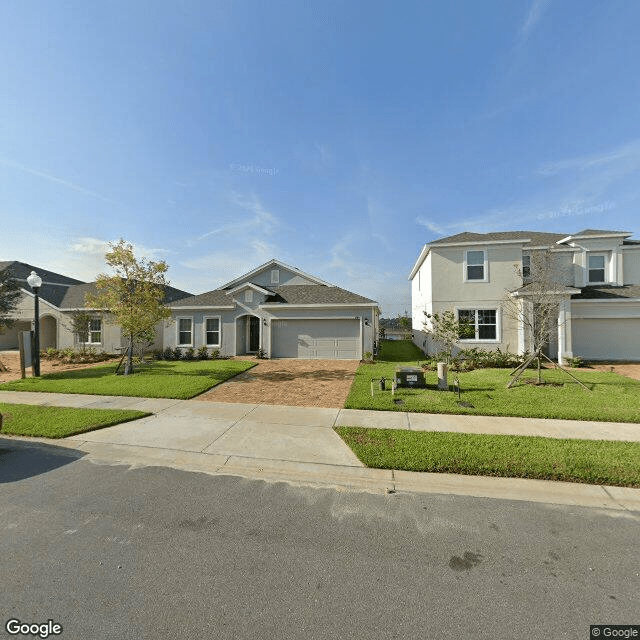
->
[197, 346, 209, 360]
[184, 347, 195, 361]
[210, 349, 220, 360]
[257, 348, 268, 359]
[172, 347, 182, 360]
[565, 355, 584, 368]
[162, 347, 174, 360]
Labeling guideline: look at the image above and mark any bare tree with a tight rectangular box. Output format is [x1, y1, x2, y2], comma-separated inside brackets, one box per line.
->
[504, 249, 588, 389]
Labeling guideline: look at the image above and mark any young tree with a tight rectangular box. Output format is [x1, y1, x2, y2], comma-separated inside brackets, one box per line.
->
[0, 268, 22, 371]
[422, 309, 474, 363]
[69, 311, 93, 354]
[504, 248, 587, 389]
[397, 311, 412, 340]
[85, 239, 171, 375]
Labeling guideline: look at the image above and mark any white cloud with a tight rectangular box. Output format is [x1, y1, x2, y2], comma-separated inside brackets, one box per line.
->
[520, 0, 550, 42]
[0, 157, 118, 204]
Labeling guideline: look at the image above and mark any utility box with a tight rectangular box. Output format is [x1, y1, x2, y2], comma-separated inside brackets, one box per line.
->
[395, 366, 426, 388]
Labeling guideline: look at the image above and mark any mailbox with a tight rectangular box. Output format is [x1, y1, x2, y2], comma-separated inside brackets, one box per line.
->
[395, 366, 426, 388]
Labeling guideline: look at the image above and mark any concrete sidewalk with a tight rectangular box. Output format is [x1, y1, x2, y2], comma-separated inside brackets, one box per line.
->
[1, 390, 639, 512]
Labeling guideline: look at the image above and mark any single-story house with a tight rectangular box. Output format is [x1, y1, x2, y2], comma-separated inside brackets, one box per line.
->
[0, 260, 192, 352]
[164, 259, 379, 359]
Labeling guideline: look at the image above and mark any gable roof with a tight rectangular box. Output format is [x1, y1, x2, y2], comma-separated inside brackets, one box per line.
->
[219, 258, 332, 290]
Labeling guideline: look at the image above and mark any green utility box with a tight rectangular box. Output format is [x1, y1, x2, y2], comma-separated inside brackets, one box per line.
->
[395, 366, 426, 388]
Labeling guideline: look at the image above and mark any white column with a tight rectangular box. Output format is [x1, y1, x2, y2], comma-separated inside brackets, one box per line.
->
[557, 297, 573, 364]
[517, 298, 526, 355]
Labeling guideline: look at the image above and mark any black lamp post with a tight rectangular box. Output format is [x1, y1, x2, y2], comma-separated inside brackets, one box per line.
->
[27, 270, 42, 377]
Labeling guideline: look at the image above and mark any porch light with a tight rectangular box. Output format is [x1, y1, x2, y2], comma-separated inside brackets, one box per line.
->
[27, 271, 42, 376]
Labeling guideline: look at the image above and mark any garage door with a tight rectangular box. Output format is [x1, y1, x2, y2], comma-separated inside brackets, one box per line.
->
[573, 318, 640, 360]
[271, 319, 361, 359]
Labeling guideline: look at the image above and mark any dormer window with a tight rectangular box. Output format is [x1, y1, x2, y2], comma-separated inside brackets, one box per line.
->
[465, 250, 487, 281]
[588, 254, 606, 284]
[271, 269, 280, 284]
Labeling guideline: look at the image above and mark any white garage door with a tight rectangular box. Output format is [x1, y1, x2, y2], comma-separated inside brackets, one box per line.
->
[271, 319, 361, 359]
[573, 318, 640, 361]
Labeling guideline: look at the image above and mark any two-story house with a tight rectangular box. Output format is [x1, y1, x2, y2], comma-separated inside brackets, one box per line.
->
[409, 229, 640, 363]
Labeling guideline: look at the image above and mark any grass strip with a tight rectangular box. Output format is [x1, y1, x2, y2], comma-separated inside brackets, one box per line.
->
[0, 359, 256, 399]
[335, 426, 640, 487]
[0, 402, 150, 438]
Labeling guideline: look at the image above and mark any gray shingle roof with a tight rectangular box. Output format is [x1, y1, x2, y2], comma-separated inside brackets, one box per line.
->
[572, 229, 631, 236]
[571, 285, 640, 300]
[170, 284, 376, 307]
[59, 282, 193, 309]
[429, 231, 567, 246]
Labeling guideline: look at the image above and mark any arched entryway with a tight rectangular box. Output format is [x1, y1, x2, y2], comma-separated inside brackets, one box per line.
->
[235, 315, 261, 355]
[40, 315, 57, 350]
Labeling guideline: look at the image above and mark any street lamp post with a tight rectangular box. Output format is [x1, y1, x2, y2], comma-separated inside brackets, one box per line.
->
[26, 270, 42, 377]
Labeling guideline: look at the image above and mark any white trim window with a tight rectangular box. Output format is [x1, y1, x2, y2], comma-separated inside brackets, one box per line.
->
[588, 254, 606, 284]
[84, 318, 102, 344]
[522, 254, 531, 280]
[245, 290, 253, 303]
[204, 317, 221, 347]
[458, 309, 498, 341]
[177, 317, 193, 346]
[271, 269, 280, 284]
[464, 250, 488, 282]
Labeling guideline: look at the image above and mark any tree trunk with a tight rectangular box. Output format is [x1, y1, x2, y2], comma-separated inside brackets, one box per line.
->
[537, 354, 542, 384]
[124, 337, 135, 375]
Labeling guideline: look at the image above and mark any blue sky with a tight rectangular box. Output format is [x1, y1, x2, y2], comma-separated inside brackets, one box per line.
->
[2, 0, 639, 315]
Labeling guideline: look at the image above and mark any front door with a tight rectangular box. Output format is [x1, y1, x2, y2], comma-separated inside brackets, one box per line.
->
[248, 316, 260, 352]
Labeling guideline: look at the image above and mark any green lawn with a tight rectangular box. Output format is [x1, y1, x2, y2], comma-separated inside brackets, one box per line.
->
[346, 341, 640, 423]
[335, 426, 640, 487]
[0, 359, 256, 399]
[0, 402, 149, 438]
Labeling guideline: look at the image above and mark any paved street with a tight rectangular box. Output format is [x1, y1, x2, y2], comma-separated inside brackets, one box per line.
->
[1, 448, 639, 640]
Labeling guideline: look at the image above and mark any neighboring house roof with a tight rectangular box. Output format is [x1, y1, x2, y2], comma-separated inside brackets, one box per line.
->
[59, 281, 193, 309]
[428, 231, 568, 246]
[0, 260, 192, 310]
[571, 285, 640, 300]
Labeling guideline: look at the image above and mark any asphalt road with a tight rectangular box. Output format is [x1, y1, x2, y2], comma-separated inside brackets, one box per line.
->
[1, 442, 638, 640]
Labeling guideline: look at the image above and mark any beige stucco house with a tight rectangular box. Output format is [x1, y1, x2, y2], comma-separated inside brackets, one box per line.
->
[1, 259, 379, 360]
[409, 229, 640, 363]
[164, 259, 379, 359]
[0, 261, 192, 353]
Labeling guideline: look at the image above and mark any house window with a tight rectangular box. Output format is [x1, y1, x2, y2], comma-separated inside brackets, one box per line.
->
[84, 318, 102, 344]
[271, 269, 280, 284]
[245, 290, 253, 303]
[205, 317, 220, 346]
[178, 318, 193, 346]
[588, 254, 606, 284]
[458, 309, 498, 340]
[465, 250, 486, 281]
[522, 255, 531, 279]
